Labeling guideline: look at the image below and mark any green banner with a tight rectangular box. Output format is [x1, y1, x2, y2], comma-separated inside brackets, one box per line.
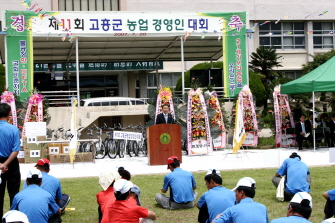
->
[198, 12, 248, 98]
[34, 61, 163, 72]
[5, 11, 35, 100]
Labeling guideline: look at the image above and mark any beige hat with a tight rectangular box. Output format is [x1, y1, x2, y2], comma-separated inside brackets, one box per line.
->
[99, 170, 121, 191]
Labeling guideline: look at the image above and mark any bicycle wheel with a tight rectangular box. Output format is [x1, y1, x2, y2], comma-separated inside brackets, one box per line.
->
[118, 140, 125, 158]
[132, 141, 139, 156]
[95, 142, 106, 159]
[107, 140, 117, 159]
[81, 142, 92, 152]
[142, 139, 147, 155]
[126, 141, 132, 157]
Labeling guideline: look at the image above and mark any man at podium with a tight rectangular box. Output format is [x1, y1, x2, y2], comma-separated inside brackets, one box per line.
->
[155, 104, 175, 125]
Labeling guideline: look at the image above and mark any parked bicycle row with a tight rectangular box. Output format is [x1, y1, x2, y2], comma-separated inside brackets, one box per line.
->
[50, 123, 148, 159]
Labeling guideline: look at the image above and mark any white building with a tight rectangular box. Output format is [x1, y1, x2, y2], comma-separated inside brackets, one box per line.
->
[0, 0, 333, 131]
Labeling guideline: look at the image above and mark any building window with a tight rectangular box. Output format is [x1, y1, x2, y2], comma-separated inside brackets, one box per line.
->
[283, 71, 302, 80]
[98, 116, 122, 129]
[259, 22, 305, 49]
[313, 22, 335, 49]
[147, 74, 157, 87]
[58, 0, 119, 11]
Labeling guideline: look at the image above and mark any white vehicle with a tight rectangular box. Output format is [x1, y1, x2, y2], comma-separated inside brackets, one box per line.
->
[80, 97, 147, 107]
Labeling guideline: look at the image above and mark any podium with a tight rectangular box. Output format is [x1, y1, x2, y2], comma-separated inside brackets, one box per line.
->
[147, 124, 182, 165]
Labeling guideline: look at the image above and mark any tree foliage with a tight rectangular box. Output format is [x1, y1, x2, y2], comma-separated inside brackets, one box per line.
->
[302, 49, 335, 75]
[249, 46, 283, 108]
[249, 70, 267, 107]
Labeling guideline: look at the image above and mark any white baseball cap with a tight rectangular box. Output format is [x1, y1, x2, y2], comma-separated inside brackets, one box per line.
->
[114, 179, 133, 194]
[26, 169, 42, 179]
[321, 218, 335, 223]
[231, 177, 256, 191]
[2, 210, 29, 223]
[289, 192, 312, 208]
[206, 169, 221, 176]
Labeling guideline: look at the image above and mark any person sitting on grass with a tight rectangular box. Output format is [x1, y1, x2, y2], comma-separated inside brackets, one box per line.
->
[118, 167, 131, 180]
[24, 159, 70, 216]
[272, 152, 311, 201]
[271, 192, 312, 223]
[322, 187, 335, 219]
[96, 170, 120, 222]
[212, 177, 268, 223]
[196, 169, 235, 223]
[11, 169, 61, 223]
[155, 156, 197, 210]
[108, 179, 156, 223]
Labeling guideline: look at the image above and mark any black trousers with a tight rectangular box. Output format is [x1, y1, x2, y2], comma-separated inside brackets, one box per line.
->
[324, 198, 335, 219]
[0, 157, 20, 217]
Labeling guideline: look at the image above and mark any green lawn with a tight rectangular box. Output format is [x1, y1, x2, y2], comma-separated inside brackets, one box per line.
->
[4, 166, 334, 222]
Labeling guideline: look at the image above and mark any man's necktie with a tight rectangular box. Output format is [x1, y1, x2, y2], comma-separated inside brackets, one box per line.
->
[165, 114, 168, 123]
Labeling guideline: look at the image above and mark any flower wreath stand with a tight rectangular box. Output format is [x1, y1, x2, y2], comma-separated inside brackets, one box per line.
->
[187, 88, 212, 155]
[273, 85, 295, 147]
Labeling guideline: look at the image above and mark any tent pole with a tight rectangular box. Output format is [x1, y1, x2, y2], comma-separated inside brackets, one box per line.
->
[76, 37, 80, 103]
[313, 91, 315, 152]
[181, 36, 185, 98]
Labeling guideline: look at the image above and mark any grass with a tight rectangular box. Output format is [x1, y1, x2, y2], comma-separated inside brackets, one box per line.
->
[3, 166, 334, 222]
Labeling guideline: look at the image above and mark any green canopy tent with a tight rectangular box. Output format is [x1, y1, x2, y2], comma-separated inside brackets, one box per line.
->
[281, 55, 335, 151]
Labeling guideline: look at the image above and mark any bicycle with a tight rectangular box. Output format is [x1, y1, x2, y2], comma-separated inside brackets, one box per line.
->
[52, 127, 64, 141]
[135, 124, 147, 155]
[80, 127, 95, 152]
[93, 124, 106, 159]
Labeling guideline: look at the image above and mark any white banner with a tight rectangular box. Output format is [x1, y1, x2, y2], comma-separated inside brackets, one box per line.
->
[20, 11, 228, 37]
[113, 131, 142, 141]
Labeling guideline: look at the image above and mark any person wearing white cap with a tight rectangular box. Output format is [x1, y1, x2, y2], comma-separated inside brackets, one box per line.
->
[322, 218, 335, 223]
[272, 152, 311, 201]
[10, 169, 61, 223]
[271, 192, 312, 223]
[23, 158, 70, 217]
[96, 170, 121, 222]
[212, 177, 268, 223]
[2, 210, 29, 223]
[196, 169, 235, 223]
[106, 179, 156, 223]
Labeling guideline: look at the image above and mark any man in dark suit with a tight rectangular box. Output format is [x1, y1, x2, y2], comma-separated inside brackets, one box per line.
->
[304, 112, 314, 146]
[155, 104, 175, 125]
[329, 113, 335, 147]
[295, 114, 312, 150]
[318, 113, 331, 147]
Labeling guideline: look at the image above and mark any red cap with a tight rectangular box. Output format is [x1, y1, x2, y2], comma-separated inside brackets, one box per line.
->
[35, 158, 50, 167]
[167, 156, 178, 169]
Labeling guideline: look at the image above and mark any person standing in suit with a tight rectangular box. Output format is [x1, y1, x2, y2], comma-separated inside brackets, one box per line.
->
[318, 113, 331, 147]
[295, 115, 312, 150]
[304, 112, 314, 147]
[155, 104, 174, 125]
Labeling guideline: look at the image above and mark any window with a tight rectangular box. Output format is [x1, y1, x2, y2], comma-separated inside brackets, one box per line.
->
[259, 22, 305, 49]
[98, 116, 122, 129]
[58, 0, 119, 11]
[147, 74, 157, 87]
[283, 71, 302, 80]
[313, 22, 335, 49]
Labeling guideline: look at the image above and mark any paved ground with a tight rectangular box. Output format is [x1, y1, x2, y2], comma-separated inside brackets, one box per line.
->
[18, 147, 333, 180]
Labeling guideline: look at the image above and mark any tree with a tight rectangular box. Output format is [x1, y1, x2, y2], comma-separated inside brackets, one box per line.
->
[302, 49, 335, 75]
[249, 70, 267, 107]
[249, 46, 283, 108]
